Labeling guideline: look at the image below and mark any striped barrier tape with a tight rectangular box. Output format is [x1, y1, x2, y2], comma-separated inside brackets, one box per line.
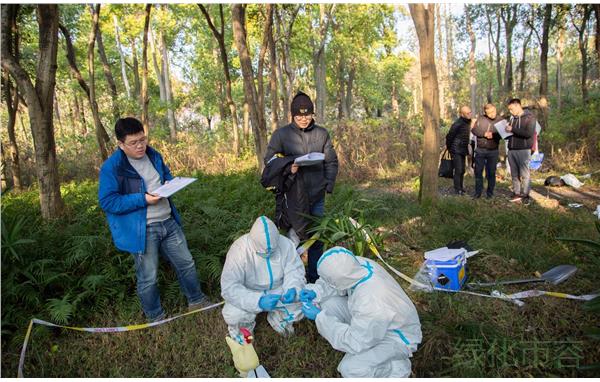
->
[17, 301, 224, 378]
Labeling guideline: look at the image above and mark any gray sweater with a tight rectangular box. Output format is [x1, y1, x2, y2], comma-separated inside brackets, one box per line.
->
[127, 154, 172, 224]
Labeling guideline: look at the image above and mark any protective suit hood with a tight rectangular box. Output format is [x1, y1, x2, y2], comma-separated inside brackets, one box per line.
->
[249, 216, 280, 257]
[317, 246, 371, 290]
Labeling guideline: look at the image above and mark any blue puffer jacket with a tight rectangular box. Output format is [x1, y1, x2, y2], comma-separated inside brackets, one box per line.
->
[98, 146, 181, 254]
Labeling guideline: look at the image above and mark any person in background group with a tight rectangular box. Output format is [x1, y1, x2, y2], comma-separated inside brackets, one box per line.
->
[445, 106, 473, 195]
[471, 104, 502, 199]
[506, 98, 536, 205]
[98, 117, 213, 322]
[264, 92, 338, 283]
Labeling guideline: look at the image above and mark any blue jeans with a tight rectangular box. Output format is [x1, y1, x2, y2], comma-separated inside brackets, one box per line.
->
[307, 198, 325, 283]
[133, 217, 206, 320]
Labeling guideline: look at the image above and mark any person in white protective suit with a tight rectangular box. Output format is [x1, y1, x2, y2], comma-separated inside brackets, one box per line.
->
[300, 246, 422, 378]
[221, 216, 306, 339]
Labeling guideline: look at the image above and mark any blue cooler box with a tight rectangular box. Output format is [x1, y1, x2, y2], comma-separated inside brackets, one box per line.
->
[424, 248, 467, 291]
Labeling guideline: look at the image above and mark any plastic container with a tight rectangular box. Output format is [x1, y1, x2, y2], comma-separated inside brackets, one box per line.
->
[424, 248, 467, 291]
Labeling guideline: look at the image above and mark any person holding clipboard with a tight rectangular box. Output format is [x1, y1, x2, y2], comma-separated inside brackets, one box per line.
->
[471, 104, 502, 199]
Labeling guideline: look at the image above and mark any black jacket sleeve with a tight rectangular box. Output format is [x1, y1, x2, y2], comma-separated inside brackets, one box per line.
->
[512, 115, 535, 139]
[322, 130, 338, 193]
[264, 129, 283, 165]
[446, 121, 460, 150]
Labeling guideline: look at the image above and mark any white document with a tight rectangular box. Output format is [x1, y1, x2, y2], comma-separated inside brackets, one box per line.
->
[494, 119, 513, 139]
[152, 177, 197, 198]
[294, 152, 325, 167]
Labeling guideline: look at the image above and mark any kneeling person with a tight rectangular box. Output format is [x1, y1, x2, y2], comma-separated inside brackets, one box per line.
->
[301, 246, 422, 378]
[221, 216, 305, 339]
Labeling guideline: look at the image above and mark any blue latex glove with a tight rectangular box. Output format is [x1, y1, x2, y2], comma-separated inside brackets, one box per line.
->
[299, 289, 317, 303]
[258, 294, 281, 311]
[302, 302, 321, 320]
[281, 288, 296, 304]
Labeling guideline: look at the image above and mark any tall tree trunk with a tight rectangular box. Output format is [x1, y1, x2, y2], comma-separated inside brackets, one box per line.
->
[486, 29, 493, 103]
[130, 38, 141, 99]
[501, 5, 518, 96]
[198, 4, 240, 155]
[113, 15, 131, 98]
[556, 24, 565, 110]
[275, 6, 299, 123]
[444, 4, 455, 112]
[268, 6, 279, 132]
[465, 5, 477, 113]
[95, 20, 119, 120]
[573, 5, 592, 105]
[159, 30, 177, 141]
[141, 4, 151, 134]
[2, 75, 23, 190]
[87, 4, 110, 161]
[538, 4, 552, 130]
[312, 4, 335, 122]
[336, 50, 346, 119]
[345, 62, 355, 119]
[2, 9, 23, 190]
[518, 27, 533, 92]
[1, 4, 64, 218]
[232, 4, 268, 170]
[435, 4, 446, 119]
[243, 101, 250, 145]
[73, 90, 86, 134]
[595, 5, 600, 71]
[150, 27, 166, 101]
[409, 3, 440, 206]
[54, 95, 64, 137]
[256, 4, 274, 128]
[485, 7, 503, 94]
[391, 81, 399, 117]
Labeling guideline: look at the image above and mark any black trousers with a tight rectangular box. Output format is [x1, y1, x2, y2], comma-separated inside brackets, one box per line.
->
[474, 149, 498, 197]
[451, 153, 466, 192]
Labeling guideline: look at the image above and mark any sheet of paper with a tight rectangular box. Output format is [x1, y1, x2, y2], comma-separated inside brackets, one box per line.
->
[494, 119, 513, 139]
[152, 177, 197, 198]
[294, 152, 325, 167]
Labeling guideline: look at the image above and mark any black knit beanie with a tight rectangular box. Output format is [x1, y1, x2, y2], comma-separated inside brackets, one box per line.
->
[291, 91, 314, 117]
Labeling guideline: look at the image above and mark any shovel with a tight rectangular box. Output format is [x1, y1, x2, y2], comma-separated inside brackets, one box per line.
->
[467, 265, 577, 288]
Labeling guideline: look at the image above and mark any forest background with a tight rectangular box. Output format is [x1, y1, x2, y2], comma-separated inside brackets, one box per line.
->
[1, 3, 599, 377]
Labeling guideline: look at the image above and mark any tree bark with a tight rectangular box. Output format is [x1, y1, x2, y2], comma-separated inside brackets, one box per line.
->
[95, 19, 119, 120]
[232, 4, 268, 170]
[267, 5, 279, 132]
[500, 5, 518, 96]
[336, 50, 346, 119]
[572, 5, 592, 105]
[345, 62, 355, 119]
[518, 20, 533, 92]
[409, 3, 440, 206]
[538, 4, 552, 130]
[113, 15, 131, 98]
[150, 27, 166, 101]
[141, 4, 152, 134]
[1, 4, 64, 218]
[444, 4, 455, 112]
[556, 23, 565, 110]
[2, 7, 22, 190]
[595, 5, 600, 71]
[485, 6, 503, 93]
[465, 5, 477, 113]
[256, 4, 274, 129]
[130, 38, 141, 99]
[199, 4, 240, 155]
[275, 6, 299, 123]
[159, 30, 177, 141]
[87, 4, 110, 161]
[243, 101, 250, 145]
[312, 4, 335, 122]
[435, 5, 446, 119]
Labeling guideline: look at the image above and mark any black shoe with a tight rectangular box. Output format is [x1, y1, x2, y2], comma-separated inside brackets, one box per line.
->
[486, 194, 493, 199]
[473, 194, 481, 199]
[522, 196, 531, 206]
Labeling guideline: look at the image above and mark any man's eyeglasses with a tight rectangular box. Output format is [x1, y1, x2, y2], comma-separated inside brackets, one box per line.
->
[122, 136, 147, 148]
[294, 115, 313, 120]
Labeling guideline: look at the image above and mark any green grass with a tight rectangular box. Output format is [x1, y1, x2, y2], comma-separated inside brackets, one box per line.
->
[1, 169, 599, 377]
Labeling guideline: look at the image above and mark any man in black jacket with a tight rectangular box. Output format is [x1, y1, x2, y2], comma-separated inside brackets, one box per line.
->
[471, 104, 502, 198]
[446, 106, 473, 195]
[506, 98, 536, 205]
[264, 92, 339, 283]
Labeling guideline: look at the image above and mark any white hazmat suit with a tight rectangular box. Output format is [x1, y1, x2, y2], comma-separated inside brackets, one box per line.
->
[305, 246, 422, 378]
[221, 216, 306, 338]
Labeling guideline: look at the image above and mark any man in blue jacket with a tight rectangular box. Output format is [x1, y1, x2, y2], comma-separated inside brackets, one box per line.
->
[99, 117, 211, 322]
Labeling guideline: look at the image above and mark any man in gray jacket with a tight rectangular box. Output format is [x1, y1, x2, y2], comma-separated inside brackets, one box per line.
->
[471, 104, 502, 199]
[506, 98, 536, 205]
[264, 92, 339, 283]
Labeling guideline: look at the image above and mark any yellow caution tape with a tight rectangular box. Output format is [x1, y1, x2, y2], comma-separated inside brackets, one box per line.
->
[17, 301, 224, 377]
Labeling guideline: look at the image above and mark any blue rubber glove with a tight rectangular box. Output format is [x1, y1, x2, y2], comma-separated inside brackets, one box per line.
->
[299, 289, 317, 303]
[258, 294, 281, 311]
[281, 288, 296, 304]
[302, 302, 321, 320]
